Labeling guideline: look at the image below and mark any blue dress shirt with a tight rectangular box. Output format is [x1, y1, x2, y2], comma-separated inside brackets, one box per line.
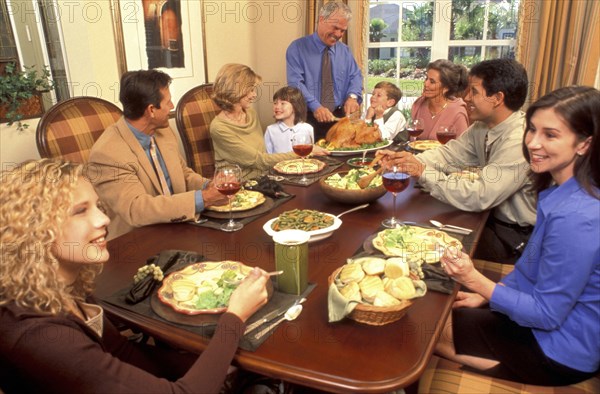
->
[127, 122, 205, 213]
[490, 177, 600, 373]
[286, 32, 363, 112]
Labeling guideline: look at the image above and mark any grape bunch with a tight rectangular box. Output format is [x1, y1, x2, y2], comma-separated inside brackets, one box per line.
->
[133, 264, 164, 283]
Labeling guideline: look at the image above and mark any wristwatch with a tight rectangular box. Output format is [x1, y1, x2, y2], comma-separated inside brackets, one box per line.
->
[348, 93, 358, 100]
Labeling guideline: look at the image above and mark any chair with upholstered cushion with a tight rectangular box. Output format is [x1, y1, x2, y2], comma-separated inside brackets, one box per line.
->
[175, 84, 219, 178]
[36, 96, 122, 163]
[419, 355, 600, 394]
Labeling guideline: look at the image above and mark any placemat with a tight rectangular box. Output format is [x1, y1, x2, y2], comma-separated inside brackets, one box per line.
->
[189, 194, 294, 230]
[100, 251, 316, 351]
[280, 156, 344, 187]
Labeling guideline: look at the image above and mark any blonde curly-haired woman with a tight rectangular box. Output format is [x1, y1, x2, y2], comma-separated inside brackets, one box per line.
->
[0, 159, 269, 393]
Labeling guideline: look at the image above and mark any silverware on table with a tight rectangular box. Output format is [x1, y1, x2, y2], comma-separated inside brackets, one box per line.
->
[429, 220, 472, 235]
[252, 303, 304, 340]
[244, 297, 306, 336]
[336, 203, 369, 218]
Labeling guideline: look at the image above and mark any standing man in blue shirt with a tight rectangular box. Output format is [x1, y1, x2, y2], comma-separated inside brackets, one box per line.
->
[286, 1, 363, 141]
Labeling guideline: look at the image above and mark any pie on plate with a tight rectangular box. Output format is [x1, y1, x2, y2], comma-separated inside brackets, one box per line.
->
[157, 261, 251, 315]
[274, 158, 325, 175]
[372, 225, 462, 263]
[205, 190, 265, 212]
[408, 140, 442, 151]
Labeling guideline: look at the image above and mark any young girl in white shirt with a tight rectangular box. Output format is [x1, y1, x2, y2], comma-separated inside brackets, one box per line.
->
[264, 86, 315, 154]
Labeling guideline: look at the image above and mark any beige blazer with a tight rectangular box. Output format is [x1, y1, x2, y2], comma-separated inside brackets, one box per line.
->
[89, 117, 208, 239]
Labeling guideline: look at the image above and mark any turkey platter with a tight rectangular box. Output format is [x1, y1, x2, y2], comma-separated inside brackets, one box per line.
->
[320, 117, 383, 150]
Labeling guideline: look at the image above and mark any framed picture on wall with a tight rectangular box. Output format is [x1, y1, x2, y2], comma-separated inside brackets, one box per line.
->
[111, 0, 207, 107]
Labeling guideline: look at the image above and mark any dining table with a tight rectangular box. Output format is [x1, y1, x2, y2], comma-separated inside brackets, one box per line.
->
[95, 160, 489, 393]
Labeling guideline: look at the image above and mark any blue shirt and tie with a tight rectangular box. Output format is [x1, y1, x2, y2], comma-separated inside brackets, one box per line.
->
[127, 122, 206, 213]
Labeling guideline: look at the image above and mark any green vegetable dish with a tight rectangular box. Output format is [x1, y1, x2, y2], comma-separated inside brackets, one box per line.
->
[271, 209, 334, 231]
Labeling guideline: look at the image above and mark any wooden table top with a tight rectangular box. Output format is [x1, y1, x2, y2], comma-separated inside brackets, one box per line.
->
[95, 174, 488, 393]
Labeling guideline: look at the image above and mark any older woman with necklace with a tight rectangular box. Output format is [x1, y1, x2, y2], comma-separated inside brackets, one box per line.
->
[412, 59, 469, 140]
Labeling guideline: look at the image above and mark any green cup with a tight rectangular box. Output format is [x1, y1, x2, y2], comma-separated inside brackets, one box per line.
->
[273, 230, 310, 295]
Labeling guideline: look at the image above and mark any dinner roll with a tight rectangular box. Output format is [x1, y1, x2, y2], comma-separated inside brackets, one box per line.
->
[384, 277, 416, 300]
[384, 257, 409, 279]
[339, 263, 365, 283]
[373, 290, 401, 307]
[358, 257, 386, 276]
[339, 282, 361, 302]
[359, 275, 384, 303]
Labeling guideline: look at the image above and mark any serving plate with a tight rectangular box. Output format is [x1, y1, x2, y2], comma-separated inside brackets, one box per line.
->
[274, 158, 326, 175]
[326, 140, 393, 156]
[407, 140, 441, 152]
[263, 213, 342, 243]
[205, 190, 266, 212]
[157, 261, 251, 315]
[368, 225, 462, 263]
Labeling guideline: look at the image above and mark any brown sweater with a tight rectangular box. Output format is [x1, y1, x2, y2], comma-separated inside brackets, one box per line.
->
[0, 301, 244, 393]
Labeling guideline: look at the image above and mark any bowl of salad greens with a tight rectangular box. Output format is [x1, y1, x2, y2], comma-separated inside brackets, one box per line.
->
[320, 169, 386, 204]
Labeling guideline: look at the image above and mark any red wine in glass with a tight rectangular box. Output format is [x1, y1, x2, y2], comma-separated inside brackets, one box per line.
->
[407, 118, 425, 142]
[436, 126, 457, 144]
[216, 182, 241, 196]
[293, 144, 313, 157]
[383, 172, 410, 193]
[407, 127, 424, 138]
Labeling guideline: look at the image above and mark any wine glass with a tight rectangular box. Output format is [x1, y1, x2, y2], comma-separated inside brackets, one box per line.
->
[382, 165, 411, 228]
[406, 118, 425, 142]
[214, 165, 244, 232]
[291, 132, 314, 184]
[436, 125, 457, 144]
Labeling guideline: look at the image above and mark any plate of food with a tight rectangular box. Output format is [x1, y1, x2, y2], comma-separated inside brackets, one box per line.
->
[157, 261, 251, 315]
[370, 225, 462, 263]
[315, 117, 393, 156]
[205, 190, 266, 212]
[407, 140, 442, 152]
[346, 156, 375, 168]
[274, 158, 326, 175]
[263, 209, 342, 242]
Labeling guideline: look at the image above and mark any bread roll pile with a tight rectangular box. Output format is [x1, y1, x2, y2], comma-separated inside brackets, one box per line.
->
[336, 256, 426, 307]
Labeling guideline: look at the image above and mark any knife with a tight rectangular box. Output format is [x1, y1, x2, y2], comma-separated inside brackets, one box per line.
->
[244, 297, 305, 335]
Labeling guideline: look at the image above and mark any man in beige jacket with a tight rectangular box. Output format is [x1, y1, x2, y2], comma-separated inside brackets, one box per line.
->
[89, 70, 227, 239]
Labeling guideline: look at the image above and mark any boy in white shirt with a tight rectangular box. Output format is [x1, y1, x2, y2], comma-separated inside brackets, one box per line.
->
[365, 82, 407, 142]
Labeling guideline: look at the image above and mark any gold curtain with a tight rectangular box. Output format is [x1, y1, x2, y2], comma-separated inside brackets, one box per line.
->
[304, 0, 368, 89]
[516, 0, 600, 103]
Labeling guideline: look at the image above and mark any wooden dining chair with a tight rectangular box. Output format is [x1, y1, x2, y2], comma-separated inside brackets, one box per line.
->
[36, 96, 122, 163]
[175, 84, 219, 178]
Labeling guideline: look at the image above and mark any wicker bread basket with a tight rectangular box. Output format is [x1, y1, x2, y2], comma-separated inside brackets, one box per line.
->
[328, 266, 413, 326]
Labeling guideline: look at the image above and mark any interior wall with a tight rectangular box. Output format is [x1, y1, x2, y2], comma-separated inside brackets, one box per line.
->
[1, 0, 306, 167]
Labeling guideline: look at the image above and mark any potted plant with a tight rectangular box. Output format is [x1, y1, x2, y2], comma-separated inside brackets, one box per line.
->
[0, 62, 54, 131]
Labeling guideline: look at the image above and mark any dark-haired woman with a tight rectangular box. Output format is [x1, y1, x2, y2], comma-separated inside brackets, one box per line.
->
[412, 59, 469, 140]
[436, 86, 600, 385]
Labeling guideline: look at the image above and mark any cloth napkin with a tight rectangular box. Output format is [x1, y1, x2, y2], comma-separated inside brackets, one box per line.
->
[245, 176, 290, 199]
[328, 281, 361, 323]
[126, 250, 195, 304]
[421, 263, 455, 294]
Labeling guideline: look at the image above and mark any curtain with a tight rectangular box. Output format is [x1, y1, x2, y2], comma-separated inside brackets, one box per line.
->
[516, 0, 600, 103]
[305, 0, 368, 88]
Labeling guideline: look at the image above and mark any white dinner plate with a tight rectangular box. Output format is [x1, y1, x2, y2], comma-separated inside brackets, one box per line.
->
[326, 140, 393, 156]
[263, 214, 343, 243]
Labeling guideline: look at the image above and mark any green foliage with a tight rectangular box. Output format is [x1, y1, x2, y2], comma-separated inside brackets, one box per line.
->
[0, 62, 54, 130]
[370, 18, 388, 42]
[368, 58, 396, 75]
[366, 77, 423, 97]
[401, 2, 433, 41]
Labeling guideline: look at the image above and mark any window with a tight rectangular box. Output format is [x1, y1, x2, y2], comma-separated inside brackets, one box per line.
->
[367, 0, 520, 97]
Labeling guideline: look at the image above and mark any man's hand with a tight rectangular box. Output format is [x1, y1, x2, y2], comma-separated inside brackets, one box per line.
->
[344, 97, 360, 118]
[453, 291, 488, 309]
[201, 181, 229, 207]
[313, 106, 335, 123]
[376, 150, 425, 177]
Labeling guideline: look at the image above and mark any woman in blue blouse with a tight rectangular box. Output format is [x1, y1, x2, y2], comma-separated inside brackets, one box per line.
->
[435, 86, 599, 385]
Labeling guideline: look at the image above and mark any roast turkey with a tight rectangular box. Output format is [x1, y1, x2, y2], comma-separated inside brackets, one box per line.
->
[324, 117, 382, 149]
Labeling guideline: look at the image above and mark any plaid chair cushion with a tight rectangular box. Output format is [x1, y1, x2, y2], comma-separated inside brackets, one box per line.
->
[473, 259, 516, 282]
[175, 84, 219, 178]
[419, 356, 600, 394]
[36, 97, 122, 163]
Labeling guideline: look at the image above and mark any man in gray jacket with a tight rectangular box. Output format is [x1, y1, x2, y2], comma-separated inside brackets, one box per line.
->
[378, 59, 535, 263]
